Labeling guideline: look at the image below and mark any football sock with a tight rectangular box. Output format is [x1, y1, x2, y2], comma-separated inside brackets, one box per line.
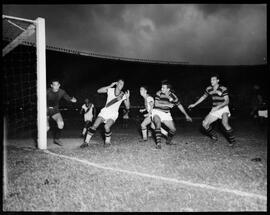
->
[105, 131, 112, 144]
[54, 128, 62, 140]
[225, 128, 236, 144]
[166, 130, 175, 144]
[85, 127, 96, 143]
[155, 128, 162, 145]
[142, 128, 147, 140]
[204, 125, 217, 139]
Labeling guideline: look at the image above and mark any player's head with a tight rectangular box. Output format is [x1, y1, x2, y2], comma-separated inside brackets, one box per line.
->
[50, 79, 60, 92]
[161, 81, 172, 94]
[116, 79, 125, 90]
[85, 98, 89, 103]
[253, 84, 260, 90]
[210, 74, 220, 87]
[140, 86, 148, 97]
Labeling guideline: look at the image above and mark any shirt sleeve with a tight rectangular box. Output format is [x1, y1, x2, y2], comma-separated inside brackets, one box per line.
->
[222, 87, 228, 96]
[203, 87, 210, 97]
[61, 89, 72, 101]
[170, 92, 181, 106]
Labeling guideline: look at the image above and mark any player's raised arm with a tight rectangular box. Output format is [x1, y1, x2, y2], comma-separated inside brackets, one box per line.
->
[97, 82, 117, 94]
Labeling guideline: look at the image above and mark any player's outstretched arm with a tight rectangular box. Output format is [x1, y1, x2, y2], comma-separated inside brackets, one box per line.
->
[97, 82, 118, 93]
[62, 90, 77, 103]
[177, 104, 192, 122]
[188, 94, 207, 109]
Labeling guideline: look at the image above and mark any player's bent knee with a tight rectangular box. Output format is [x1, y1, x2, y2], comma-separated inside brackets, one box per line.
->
[202, 120, 208, 128]
[104, 124, 111, 132]
[58, 121, 64, 129]
[222, 122, 231, 130]
[141, 123, 147, 129]
[170, 128, 176, 133]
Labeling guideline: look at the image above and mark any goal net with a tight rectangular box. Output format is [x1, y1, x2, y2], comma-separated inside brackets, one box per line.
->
[2, 15, 47, 149]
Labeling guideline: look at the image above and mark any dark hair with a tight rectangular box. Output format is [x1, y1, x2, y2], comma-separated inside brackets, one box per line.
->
[161, 81, 172, 90]
[117, 78, 125, 82]
[50, 79, 60, 84]
[211, 74, 220, 80]
[140, 85, 148, 92]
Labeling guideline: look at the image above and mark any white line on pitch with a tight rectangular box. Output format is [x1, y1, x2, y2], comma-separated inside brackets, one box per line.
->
[44, 150, 267, 201]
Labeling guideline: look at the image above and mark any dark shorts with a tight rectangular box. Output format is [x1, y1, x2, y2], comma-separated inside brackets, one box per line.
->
[47, 107, 60, 117]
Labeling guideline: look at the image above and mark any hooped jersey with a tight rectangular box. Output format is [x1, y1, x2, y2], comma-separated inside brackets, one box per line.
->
[104, 88, 127, 113]
[154, 90, 181, 113]
[203, 85, 228, 107]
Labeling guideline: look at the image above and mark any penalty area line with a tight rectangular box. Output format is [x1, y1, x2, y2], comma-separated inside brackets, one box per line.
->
[44, 150, 266, 201]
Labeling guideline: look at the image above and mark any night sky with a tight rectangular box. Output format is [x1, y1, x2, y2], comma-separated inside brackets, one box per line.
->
[3, 4, 267, 65]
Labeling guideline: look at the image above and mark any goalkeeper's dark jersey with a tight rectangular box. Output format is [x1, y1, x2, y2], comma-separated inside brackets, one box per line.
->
[47, 88, 72, 109]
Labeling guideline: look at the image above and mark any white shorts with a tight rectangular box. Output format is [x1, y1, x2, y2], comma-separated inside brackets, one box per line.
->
[209, 106, 231, 119]
[151, 109, 173, 122]
[98, 107, 118, 123]
[258, 110, 268, 118]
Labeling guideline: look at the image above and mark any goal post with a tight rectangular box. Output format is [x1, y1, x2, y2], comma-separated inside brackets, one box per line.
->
[36, 17, 47, 150]
[2, 15, 47, 150]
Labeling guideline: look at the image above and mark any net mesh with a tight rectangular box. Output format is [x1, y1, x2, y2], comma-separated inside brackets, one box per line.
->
[3, 17, 37, 138]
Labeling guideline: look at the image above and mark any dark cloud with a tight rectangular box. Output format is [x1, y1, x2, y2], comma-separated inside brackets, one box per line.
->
[196, 4, 242, 17]
[2, 4, 266, 65]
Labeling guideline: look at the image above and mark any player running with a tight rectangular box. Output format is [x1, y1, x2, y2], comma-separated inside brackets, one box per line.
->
[152, 81, 192, 149]
[188, 74, 236, 146]
[47, 79, 77, 146]
[80, 98, 96, 137]
[80, 79, 130, 147]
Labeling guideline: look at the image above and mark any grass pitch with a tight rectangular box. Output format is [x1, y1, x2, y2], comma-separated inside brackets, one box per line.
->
[3, 119, 267, 211]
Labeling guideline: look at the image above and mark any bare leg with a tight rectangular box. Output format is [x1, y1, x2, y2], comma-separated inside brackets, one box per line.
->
[202, 113, 219, 140]
[104, 119, 115, 145]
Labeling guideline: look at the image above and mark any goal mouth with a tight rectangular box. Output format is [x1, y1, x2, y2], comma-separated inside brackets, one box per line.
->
[3, 15, 47, 150]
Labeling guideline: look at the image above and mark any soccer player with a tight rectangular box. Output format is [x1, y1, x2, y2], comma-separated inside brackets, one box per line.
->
[80, 79, 130, 147]
[80, 98, 96, 137]
[139, 85, 168, 141]
[152, 81, 192, 149]
[47, 79, 77, 146]
[188, 74, 236, 146]
[122, 107, 130, 129]
[139, 85, 154, 141]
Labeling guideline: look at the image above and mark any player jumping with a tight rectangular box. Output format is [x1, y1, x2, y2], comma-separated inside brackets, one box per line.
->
[47, 79, 77, 146]
[152, 81, 192, 149]
[188, 74, 236, 146]
[80, 79, 130, 148]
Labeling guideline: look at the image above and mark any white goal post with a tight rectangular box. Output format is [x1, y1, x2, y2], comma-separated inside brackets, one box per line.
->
[3, 15, 47, 150]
